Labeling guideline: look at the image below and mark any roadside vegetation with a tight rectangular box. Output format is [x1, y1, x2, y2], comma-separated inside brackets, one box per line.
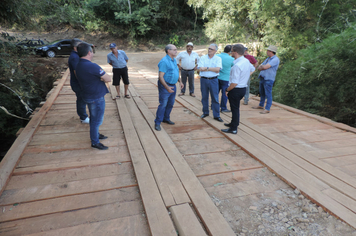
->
[0, 0, 355, 159]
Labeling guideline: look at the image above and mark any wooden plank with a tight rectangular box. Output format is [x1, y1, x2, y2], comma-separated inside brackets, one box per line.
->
[174, 94, 356, 228]
[238, 119, 356, 196]
[112, 85, 176, 236]
[322, 188, 356, 213]
[15, 147, 129, 174]
[0, 186, 140, 222]
[131, 94, 236, 236]
[169, 203, 207, 236]
[125, 97, 190, 207]
[0, 69, 69, 196]
[7, 163, 133, 189]
[25, 215, 150, 236]
[0, 201, 145, 236]
[0, 174, 137, 206]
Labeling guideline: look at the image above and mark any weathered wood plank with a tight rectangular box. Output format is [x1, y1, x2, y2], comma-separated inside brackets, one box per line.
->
[169, 203, 207, 236]
[131, 94, 236, 236]
[0, 174, 137, 206]
[125, 97, 190, 207]
[113, 85, 176, 236]
[0, 187, 140, 222]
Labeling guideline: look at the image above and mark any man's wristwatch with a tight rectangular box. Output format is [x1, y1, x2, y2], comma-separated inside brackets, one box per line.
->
[225, 88, 229, 92]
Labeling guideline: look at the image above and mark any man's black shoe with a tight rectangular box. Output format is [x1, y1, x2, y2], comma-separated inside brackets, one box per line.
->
[99, 133, 108, 139]
[91, 142, 109, 150]
[224, 123, 232, 127]
[221, 128, 237, 134]
[214, 117, 223, 122]
[163, 120, 175, 125]
[201, 114, 209, 119]
[155, 124, 161, 131]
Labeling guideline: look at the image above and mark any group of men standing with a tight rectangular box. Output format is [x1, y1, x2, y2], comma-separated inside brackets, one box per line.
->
[68, 39, 279, 151]
[155, 42, 280, 134]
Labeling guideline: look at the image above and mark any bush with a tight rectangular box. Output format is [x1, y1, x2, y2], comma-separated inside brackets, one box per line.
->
[274, 26, 356, 127]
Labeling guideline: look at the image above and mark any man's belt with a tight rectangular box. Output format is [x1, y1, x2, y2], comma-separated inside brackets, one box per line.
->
[166, 82, 176, 86]
[181, 68, 194, 71]
[201, 76, 217, 80]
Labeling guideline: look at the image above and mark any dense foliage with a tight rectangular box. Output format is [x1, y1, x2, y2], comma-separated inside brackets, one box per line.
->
[274, 26, 356, 127]
[0, 0, 206, 44]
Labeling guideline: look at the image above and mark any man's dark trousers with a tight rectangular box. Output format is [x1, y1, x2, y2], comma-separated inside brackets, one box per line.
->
[228, 87, 246, 131]
[181, 70, 194, 94]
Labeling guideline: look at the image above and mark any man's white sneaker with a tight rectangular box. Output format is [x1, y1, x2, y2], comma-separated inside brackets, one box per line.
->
[81, 117, 90, 124]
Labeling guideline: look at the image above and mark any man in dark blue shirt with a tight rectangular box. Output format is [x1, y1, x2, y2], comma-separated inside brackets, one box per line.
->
[154, 44, 183, 131]
[68, 38, 89, 123]
[76, 43, 111, 150]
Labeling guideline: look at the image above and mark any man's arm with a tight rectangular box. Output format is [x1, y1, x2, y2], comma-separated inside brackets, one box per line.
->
[258, 63, 271, 71]
[198, 67, 220, 73]
[101, 73, 111, 83]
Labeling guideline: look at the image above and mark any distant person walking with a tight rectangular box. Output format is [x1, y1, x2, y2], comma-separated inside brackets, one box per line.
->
[154, 44, 183, 131]
[252, 45, 280, 114]
[222, 44, 255, 134]
[176, 42, 200, 97]
[217, 45, 234, 112]
[198, 44, 223, 122]
[107, 43, 130, 99]
[243, 47, 259, 105]
[68, 38, 89, 124]
[76, 43, 111, 150]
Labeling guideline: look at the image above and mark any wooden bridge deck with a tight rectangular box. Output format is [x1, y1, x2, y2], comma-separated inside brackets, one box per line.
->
[0, 54, 356, 235]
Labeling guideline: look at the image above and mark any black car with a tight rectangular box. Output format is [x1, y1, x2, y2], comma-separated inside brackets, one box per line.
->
[35, 39, 95, 58]
[16, 39, 48, 50]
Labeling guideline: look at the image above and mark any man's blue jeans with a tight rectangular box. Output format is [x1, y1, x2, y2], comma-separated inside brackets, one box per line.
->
[155, 80, 176, 125]
[244, 78, 251, 103]
[200, 77, 220, 118]
[259, 78, 274, 111]
[218, 79, 229, 111]
[71, 84, 88, 121]
[181, 70, 195, 94]
[83, 96, 105, 145]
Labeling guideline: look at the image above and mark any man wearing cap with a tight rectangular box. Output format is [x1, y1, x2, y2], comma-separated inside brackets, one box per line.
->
[154, 44, 184, 131]
[107, 43, 130, 99]
[176, 42, 200, 97]
[221, 44, 255, 134]
[252, 45, 280, 114]
[68, 38, 89, 124]
[217, 45, 234, 113]
[243, 47, 259, 105]
[198, 43, 223, 122]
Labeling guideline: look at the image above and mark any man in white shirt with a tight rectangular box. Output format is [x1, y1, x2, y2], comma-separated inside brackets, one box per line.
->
[176, 42, 200, 97]
[222, 44, 255, 134]
[198, 44, 223, 122]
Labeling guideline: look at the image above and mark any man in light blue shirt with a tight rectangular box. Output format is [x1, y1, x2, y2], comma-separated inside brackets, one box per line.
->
[222, 44, 255, 134]
[107, 43, 129, 99]
[198, 44, 223, 122]
[252, 45, 280, 114]
[154, 44, 183, 131]
[217, 45, 234, 112]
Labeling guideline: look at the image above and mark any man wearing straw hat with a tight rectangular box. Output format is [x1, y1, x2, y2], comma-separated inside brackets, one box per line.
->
[252, 45, 280, 114]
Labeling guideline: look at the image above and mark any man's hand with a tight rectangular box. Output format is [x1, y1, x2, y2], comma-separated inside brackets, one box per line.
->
[167, 86, 175, 93]
[179, 82, 184, 90]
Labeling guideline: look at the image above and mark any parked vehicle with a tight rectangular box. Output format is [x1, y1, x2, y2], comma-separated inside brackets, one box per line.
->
[35, 39, 95, 58]
[16, 39, 48, 51]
